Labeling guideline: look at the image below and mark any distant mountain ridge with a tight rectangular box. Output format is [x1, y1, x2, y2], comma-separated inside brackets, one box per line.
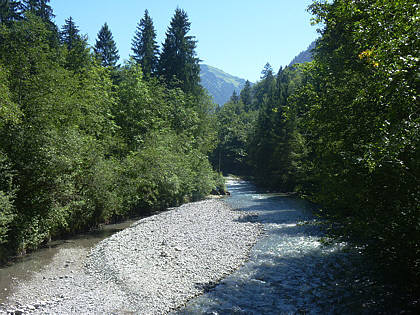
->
[289, 41, 316, 67]
[200, 64, 247, 105]
[200, 41, 317, 105]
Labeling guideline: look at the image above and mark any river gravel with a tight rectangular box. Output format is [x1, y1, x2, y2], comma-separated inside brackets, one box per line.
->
[0, 199, 262, 314]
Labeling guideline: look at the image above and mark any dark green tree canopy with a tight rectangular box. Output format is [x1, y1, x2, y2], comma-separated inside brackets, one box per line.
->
[158, 8, 201, 94]
[94, 22, 119, 68]
[240, 80, 252, 110]
[60, 16, 81, 50]
[0, 0, 21, 25]
[21, 0, 54, 22]
[60, 16, 90, 71]
[131, 9, 159, 76]
[230, 90, 240, 103]
[20, 0, 58, 46]
[261, 62, 273, 79]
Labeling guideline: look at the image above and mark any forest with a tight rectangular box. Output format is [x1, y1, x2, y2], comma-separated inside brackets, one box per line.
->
[0, 1, 224, 262]
[0, 0, 419, 294]
[214, 0, 419, 290]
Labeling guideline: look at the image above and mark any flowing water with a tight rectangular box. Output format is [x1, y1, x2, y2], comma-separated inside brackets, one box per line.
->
[0, 179, 415, 313]
[177, 179, 411, 314]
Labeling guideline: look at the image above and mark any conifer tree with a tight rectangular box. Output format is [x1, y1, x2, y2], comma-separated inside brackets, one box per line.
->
[261, 62, 273, 79]
[230, 90, 240, 103]
[94, 22, 119, 68]
[60, 16, 90, 71]
[0, 0, 21, 25]
[240, 80, 252, 110]
[21, 0, 54, 23]
[158, 8, 201, 94]
[131, 10, 159, 76]
[21, 0, 59, 47]
[60, 16, 80, 50]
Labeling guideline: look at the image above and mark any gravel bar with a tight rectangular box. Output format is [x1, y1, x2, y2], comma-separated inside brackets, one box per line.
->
[1, 199, 262, 314]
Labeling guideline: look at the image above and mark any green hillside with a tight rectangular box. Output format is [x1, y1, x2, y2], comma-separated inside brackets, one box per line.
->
[200, 64, 247, 105]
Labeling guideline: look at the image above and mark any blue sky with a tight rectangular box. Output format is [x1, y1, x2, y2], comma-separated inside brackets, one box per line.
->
[51, 0, 318, 82]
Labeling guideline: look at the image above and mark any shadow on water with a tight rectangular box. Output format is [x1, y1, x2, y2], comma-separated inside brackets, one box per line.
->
[0, 218, 140, 303]
[178, 179, 413, 314]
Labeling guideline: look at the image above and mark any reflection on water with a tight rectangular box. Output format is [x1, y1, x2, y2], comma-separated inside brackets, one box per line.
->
[178, 179, 410, 314]
[0, 219, 137, 303]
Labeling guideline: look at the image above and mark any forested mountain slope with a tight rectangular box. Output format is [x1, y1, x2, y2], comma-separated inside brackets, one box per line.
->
[200, 64, 247, 105]
[288, 40, 316, 66]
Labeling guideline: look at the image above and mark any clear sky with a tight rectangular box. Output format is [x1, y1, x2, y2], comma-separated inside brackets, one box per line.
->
[50, 0, 318, 82]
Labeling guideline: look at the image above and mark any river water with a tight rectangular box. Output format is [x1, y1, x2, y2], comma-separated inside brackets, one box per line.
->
[0, 179, 415, 313]
[177, 179, 411, 314]
[0, 219, 139, 304]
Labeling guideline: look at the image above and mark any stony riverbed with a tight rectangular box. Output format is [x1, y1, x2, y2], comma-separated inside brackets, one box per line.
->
[1, 179, 416, 314]
[0, 199, 262, 314]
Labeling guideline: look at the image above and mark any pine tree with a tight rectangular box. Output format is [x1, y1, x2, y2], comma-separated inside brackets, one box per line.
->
[94, 22, 119, 68]
[60, 17, 90, 71]
[240, 80, 252, 110]
[261, 62, 273, 79]
[21, 0, 59, 47]
[158, 8, 201, 94]
[21, 0, 54, 23]
[60, 16, 79, 50]
[131, 9, 159, 76]
[0, 0, 21, 25]
[230, 90, 240, 103]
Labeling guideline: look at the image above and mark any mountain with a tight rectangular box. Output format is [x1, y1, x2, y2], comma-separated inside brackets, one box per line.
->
[200, 64, 247, 106]
[288, 40, 316, 67]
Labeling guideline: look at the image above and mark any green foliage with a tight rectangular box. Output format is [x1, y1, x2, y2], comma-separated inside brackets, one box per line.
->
[60, 16, 91, 72]
[214, 0, 418, 287]
[21, 0, 54, 23]
[240, 80, 252, 110]
[0, 14, 121, 255]
[158, 8, 201, 95]
[0, 66, 21, 126]
[94, 22, 119, 68]
[213, 99, 256, 174]
[0, 8, 222, 262]
[0, 0, 21, 25]
[296, 0, 420, 283]
[131, 10, 159, 76]
[0, 151, 15, 249]
[120, 130, 215, 212]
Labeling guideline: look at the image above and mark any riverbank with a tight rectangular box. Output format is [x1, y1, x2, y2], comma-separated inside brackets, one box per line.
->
[0, 199, 262, 314]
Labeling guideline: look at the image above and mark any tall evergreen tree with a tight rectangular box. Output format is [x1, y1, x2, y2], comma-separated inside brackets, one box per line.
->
[131, 10, 159, 76]
[158, 8, 201, 94]
[21, 0, 54, 23]
[0, 0, 21, 25]
[260, 62, 273, 79]
[60, 16, 90, 71]
[60, 16, 80, 50]
[230, 90, 240, 103]
[94, 22, 119, 68]
[240, 80, 252, 110]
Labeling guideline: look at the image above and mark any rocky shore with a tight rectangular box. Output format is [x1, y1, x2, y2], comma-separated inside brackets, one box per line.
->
[1, 199, 262, 314]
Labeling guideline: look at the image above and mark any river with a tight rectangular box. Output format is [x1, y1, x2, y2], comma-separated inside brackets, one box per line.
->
[177, 179, 412, 314]
[0, 179, 415, 313]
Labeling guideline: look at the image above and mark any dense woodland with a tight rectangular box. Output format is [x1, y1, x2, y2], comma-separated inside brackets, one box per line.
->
[214, 0, 419, 290]
[0, 0, 419, 294]
[0, 1, 223, 262]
